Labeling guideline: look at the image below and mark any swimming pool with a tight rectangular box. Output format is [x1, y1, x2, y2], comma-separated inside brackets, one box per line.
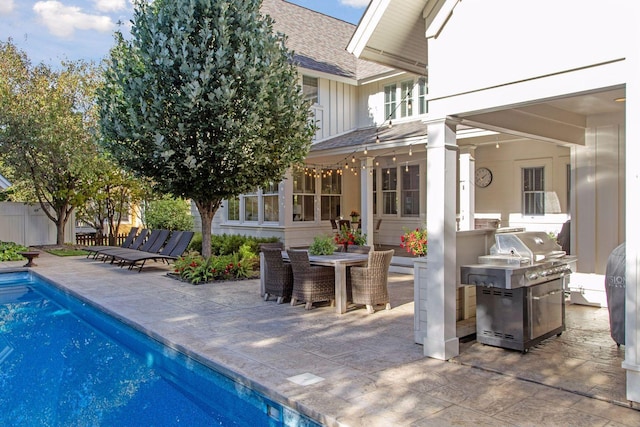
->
[0, 271, 319, 426]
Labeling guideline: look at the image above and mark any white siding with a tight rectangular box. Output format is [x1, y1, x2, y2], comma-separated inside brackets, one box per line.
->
[428, 0, 627, 99]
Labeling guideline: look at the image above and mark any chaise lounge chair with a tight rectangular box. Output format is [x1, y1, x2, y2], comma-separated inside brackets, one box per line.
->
[95, 229, 167, 263]
[118, 231, 195, 272]
[110, 229, 173, 266]
[91, 229, 149, 261]
[84, 227, 139, 259]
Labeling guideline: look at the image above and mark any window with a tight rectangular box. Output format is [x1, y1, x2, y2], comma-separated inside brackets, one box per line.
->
[400, 80, 413, 118]
[292, 169, 315, 221]
[262, 182, 279, 222]
[303, 75, 318, 105]
[401, 165, 419, 216]
[227, 196, 240, 221]
[244, 190, 258, 221]
[418, 77, 428, 115]
[522, 167, 545, 215]
[382, 167, 397, 215]
[320, 169, 341, 220]
[384, 84, 397, 121]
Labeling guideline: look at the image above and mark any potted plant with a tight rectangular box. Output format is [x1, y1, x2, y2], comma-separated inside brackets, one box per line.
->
[400, 227, 428, 257]
[350, 210, 360, 223]
[334, 225, 367, 252]
[309, 234, 337, 255]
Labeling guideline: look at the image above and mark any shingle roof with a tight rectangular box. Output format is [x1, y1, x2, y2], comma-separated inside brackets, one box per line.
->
[310, 120, 428, 152]
[260, 0, 392, 81]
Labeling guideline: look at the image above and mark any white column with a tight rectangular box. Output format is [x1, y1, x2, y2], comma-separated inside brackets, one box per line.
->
[418, 118, 459, 360]
[458, 153, 475, 231]
[622, 1, 640, 403]
[361, 157, 375, 245]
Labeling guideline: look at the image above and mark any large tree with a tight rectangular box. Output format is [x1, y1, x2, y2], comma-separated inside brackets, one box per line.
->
[97, 0, 314, 258]
[0, 40, 101, 244]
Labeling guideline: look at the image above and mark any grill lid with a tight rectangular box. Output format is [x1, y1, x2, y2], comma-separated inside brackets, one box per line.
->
[482, 231, 565, 265]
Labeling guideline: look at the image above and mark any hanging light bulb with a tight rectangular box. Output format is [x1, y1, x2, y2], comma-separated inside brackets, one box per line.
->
[409, 145, 413, 156]
[375, 132, 380, 144]
[496, 142, 500, 149]
[388, 120, 393, 128]
[351, 155, 356, 163]
[364, 146, 368, 155]
[344, 162, 349, 169]
[375, 160, 379, 166]
[405, 161, 409, 172]
[392, 153, 396, 162]
[362, 164, 366, 169]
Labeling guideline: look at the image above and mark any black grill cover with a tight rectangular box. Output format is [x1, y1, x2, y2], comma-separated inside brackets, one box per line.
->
[605, 243, 626, 345]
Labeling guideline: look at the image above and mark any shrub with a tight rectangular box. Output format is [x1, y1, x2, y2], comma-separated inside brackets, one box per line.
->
[309, 234, 336, 255]
[188, 233, 279, 257]
[144, 196, 193, 231]
[0, 241, 29, 261]
[172, 249, 258, 284]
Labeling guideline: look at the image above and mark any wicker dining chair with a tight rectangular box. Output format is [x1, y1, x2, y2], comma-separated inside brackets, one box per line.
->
[350, 249, 394, 314]
[261, 247, 293, 304]
[287, 249, 335, 310]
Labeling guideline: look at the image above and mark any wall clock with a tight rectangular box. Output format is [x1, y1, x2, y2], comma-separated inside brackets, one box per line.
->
[475, 167, 493, 188]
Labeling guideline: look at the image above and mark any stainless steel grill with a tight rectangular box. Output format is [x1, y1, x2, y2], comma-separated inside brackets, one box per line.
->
[461, 231, 576, 352]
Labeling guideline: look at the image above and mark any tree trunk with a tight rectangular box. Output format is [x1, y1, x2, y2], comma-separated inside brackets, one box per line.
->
[56, 216, 66, 245]
[195, 199, 221, 259]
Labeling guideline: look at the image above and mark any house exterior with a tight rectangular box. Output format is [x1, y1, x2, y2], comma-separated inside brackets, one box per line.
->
[348, 0, 640, 404]
[199, 0, 640, 399]
[208, 0, 433, 247]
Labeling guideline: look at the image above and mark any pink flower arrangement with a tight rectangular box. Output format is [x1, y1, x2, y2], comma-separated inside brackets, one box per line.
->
[400, 227, 428, 256]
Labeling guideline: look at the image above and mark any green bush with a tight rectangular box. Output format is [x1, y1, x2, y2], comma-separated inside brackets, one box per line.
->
[188, 233, 279, 257]
[144, 196, 193, 231]
[309, 234, 336, 255]
[172, 250, 257, 284]
[0, 241, 28, 261]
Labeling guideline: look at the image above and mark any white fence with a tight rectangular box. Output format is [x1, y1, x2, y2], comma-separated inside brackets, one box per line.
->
[0, 202, 75, 246]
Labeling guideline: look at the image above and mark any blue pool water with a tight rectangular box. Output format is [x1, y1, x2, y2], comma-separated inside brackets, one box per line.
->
[0, 272, 319, 426]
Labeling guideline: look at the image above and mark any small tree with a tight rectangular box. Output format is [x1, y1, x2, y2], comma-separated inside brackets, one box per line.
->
[76, 155, 148, 244]
[144, 195, 193, 231]
[0, 40, 101, 244]
[97, 0, 314, 257]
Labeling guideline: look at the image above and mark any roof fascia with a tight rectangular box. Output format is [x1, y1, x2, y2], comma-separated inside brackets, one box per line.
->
[424, 0, 462, 39]
[297, 67, 358, 86]
[346, 0, 392, 58]
[357, 70, 409, 85]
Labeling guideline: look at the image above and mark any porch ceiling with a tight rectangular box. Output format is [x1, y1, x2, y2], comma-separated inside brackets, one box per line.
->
[454, 87, 626, 147]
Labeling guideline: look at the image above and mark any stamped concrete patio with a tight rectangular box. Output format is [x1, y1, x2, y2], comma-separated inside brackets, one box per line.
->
[4, 251, 640, 426]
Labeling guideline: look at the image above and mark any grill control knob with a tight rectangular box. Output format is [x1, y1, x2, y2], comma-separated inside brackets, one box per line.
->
[526, 271, 539, 280]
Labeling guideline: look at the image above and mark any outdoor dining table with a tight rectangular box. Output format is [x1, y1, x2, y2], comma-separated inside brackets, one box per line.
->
[260, 250, 369, 314]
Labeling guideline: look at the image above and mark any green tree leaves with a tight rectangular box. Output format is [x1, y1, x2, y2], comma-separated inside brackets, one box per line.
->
[0, 40, 102, 244]
[98, 0, 315, 257]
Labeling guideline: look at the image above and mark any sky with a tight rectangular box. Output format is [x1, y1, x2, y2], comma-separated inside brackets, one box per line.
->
[0, 0, 370, 66]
